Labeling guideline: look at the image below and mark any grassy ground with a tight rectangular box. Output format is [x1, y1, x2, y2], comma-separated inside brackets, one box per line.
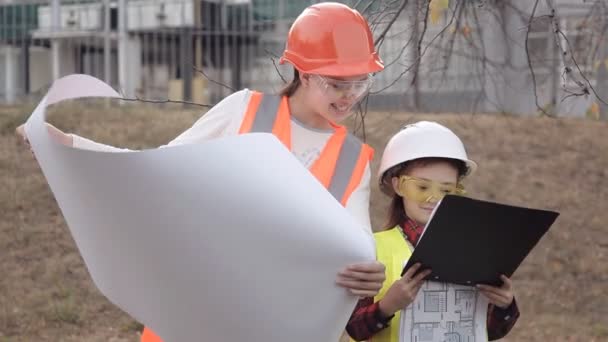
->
[1, 100, 606, 341]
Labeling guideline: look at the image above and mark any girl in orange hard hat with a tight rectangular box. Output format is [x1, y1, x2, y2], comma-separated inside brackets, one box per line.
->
[17, 3, 387, 341]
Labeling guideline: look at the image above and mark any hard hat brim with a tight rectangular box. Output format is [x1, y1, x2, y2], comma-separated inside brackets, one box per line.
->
[280, 54, 384, 77]
[379, 157, 477, 197]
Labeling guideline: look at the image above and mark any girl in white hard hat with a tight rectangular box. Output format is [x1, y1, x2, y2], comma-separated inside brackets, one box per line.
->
[346, 121, 520, 342]
[17, 3, 388, 342]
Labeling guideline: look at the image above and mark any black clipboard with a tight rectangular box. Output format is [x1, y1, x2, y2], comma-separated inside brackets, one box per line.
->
[401, 195, 559, 286]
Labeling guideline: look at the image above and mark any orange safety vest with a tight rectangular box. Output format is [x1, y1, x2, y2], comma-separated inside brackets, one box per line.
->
[140, 91, 374, 342]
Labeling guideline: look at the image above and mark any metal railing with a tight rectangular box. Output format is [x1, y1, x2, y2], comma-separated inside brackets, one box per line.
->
[0, 0, 603, 117]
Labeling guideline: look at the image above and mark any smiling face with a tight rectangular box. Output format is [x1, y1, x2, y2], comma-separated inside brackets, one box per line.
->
[391, 160, 461, 226]
[304, 73, 373, 123]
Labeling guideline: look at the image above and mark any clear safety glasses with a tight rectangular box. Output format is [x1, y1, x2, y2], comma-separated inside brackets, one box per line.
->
[313, 75, 374, 100]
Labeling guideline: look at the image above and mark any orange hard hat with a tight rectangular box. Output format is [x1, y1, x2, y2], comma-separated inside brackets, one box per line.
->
[279, 2, 384, 77]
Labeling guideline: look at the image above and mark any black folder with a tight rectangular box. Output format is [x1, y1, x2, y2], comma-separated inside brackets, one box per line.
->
[401, 195, 559, 286]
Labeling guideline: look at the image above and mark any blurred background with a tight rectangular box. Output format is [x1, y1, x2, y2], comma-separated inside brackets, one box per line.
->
[1, 0, 606, 341]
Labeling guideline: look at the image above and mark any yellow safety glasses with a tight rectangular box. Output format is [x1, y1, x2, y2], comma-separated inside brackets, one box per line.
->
[396, 175, 466, 203]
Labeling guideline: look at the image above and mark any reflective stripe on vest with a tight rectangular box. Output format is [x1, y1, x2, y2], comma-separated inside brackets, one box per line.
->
[353, 227, 412, 342]
[239, 91, 372, 206]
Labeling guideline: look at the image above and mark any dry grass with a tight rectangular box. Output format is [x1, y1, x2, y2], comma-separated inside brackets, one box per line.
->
[1, 100, 606, 341]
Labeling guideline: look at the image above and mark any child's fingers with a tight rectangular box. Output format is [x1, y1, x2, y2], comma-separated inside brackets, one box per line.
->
[478, 288, 511, 307]
[499, 275, 512, 289]
[402, 263, 422, 280]
[479, 290, 505, 305]
[477, 284, 509, 297]
[410, 269, 432, 284]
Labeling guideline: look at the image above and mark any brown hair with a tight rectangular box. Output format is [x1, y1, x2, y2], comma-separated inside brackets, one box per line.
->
[383, 157, 468, 230]
[279, 69, 302, 97]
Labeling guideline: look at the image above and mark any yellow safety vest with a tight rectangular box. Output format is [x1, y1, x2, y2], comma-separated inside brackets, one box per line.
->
[349, 226, 412, 342]
[357, 227, 489, 342]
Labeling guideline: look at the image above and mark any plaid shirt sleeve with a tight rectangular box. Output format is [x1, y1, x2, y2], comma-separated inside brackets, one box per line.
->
[348, 220, 519, 341]
[345, 297, 393, 341]
[346, 297, 520, 341]
[487, 298, 520, 340]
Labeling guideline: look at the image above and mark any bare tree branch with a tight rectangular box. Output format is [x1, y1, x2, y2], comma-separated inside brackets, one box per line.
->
[382, 30, 417, 69]
[556, 30, 608, 105]
[374, 0, 409, 46]
[367, 2, 397, 33]
[358, 0, 606, 119]
[498, 0, 538, 68]
[560, 88, 588, 104]
[588, 19, 608, 65]
[271, 58, 288, 84]
[371, 0, 459, 94]
[353, 0, 367, 11]
[353, 95, 371, 140]
[411, 0, 432, 88]
[370, 10, 403, 43]
[437, 0, 465, 88]
[471, 2, 489, 113]
[546, 0, 608, 106]
[577, 0, 604, 65]
[365, 0, 607, 117]
[262, 48, 287, 83]
[359, 0, 378, 16]
[193, 65, 236, 92]
[524, 0, 551, 116]
[120, 96, 213, 108]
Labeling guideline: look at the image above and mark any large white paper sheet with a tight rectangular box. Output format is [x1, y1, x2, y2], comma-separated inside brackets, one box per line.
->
[24, 74, 375, 342]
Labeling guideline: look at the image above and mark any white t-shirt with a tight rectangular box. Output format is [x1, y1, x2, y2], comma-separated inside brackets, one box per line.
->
[72, 89, 372, 232]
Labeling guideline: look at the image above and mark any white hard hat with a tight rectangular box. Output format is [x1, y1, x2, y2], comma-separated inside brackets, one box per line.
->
[377, 121, 477, 195]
